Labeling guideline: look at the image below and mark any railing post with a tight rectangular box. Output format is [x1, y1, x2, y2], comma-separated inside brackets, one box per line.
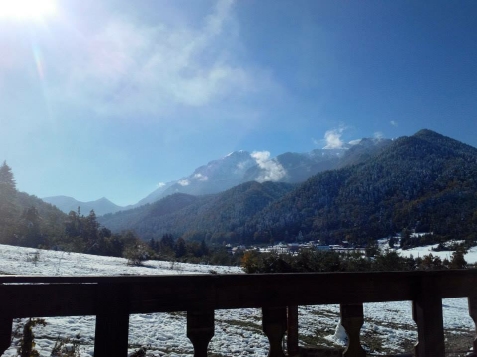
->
[187, 309, 215, 357]
[263, 307, 287, 357]
[287, 305, 299, 356]
[412, 277, 445, 357]
[0, 285, 13, 355]
[340, 303, 366, 357]
[94, 283, 130, 357]
[0, 313, 12, 355]
[469, 294, 477, 356]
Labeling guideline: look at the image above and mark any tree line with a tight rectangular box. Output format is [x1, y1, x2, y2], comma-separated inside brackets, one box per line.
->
[0, 161, 146, 259]
[241, 247, 469, 274]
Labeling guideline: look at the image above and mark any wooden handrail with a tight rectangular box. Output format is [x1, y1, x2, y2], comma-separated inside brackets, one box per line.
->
[0, 270, 476, 356]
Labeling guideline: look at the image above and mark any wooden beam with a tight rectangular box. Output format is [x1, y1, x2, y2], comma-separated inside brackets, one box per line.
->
[94, 283, 130, 357]
[287, 305, 299, 356]
[262, 307, 287, 357]
[340, 303, 366, 357]
[187, 310, 214, 357]
[413, 276, 445, 357]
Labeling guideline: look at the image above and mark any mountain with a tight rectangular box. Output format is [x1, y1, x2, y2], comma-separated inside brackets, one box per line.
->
[0, 161, 67, 246]
[41, 137, 390, 215]
[42, 196, 123, 216]
[99, 181, 295, 241]
[137, 138, 391, 206]
[246, 129, 477, 244]
[136, 151, 257, 206]
[99, 129, 477, 246]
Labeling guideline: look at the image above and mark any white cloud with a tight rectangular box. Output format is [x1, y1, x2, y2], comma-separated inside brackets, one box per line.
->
[390, 120, 398, 127]
[51, 0, 274, 118]
[251, 151, 286, 182]
[323, 127, 346, 149]
[157, 182, 166, 188]
[348, 139, 362, 146]
[178, 179, 190, 186]
[194, 173, 208, 181]
[374, 131, 384, 139]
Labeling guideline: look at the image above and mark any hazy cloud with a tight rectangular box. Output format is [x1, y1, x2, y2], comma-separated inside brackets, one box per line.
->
[323, 128, 346, 149]
[374, 131, 384, 139]
[251, 151, 286, 182]
[51, 0, 274, 118]
[178, 179, 190, 186]
[157, 182, 166, 188]
[194, 173, 208, 181]
[390, 120, 398, 127]
[348, 139, 362, 146]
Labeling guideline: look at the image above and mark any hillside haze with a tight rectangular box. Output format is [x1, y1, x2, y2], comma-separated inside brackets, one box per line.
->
[99, 130, 477, 246]
[45, 138, 390, 214]
[139, 139, 391, 206]
[42, 196, 123, 216]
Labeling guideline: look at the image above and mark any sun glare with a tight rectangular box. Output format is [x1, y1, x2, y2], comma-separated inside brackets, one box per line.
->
[0, 0, 56, 20]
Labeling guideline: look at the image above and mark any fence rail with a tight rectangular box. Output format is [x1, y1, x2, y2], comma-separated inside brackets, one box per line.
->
[1, 270, 477, 356]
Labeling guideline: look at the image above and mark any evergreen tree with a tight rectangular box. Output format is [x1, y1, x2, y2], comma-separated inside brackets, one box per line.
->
[83, 210, 99, 247]
[21, 206, 42, 247]
[174, 237, 187, 258]
[0, 161, 17, 243]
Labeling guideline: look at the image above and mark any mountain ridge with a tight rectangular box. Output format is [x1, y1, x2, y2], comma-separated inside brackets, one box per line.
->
[99, 129, 477, 246]
[42, 195, 123, 216]
[46, 137, 390, 214]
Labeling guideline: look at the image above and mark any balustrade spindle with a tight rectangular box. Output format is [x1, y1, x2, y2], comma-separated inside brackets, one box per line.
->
[262, 307, 287, 357]
[187, 309, 214, 357]
[340, 303, 366, 357]
[94, 283, 130, 357]
[0, 313, 12, 355]
[469, 294, 477, 356]
[287, 305, 299, 356]
[412, 277, 445, 357]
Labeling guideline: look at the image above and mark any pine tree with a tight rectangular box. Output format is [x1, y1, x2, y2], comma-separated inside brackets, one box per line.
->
[21, 206, 42, 247]
[0, 161, 17, 243]
[174, 237, 187, 258]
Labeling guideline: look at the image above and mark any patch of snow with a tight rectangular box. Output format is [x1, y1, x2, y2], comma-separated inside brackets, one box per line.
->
[0, 244, 474, 356]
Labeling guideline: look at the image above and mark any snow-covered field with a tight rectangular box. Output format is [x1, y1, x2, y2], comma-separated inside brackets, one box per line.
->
[0, 244, 475, 356]
[397, 244, 477, 264]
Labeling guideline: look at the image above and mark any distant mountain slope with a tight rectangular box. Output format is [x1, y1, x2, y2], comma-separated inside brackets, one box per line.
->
[246, 129, 477, 244]
[99, 181, 295, 241]
[42, 196, 123, 216]
[136, 151, 257, 206]
[0, 162, 67, 246]
[137, 138, 390, 206]
[100, 129, 477, 246]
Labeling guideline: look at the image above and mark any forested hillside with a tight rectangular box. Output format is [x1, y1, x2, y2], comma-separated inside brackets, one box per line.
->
[0, 161, 66, 247]
[5, 129, 477, 251]
[0, 162, 148, 257]
[246, 129, 477, 245]
[99, 181, 295, 242]
[100, 130, 477, 247]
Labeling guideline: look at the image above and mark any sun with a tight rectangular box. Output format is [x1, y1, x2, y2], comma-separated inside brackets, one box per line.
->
[0, 0, 56, 20]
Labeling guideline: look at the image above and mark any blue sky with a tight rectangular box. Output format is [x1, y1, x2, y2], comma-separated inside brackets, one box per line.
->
[1, 0, 477, 206]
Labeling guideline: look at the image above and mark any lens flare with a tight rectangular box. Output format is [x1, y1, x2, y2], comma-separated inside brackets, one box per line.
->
[32, 43, 45, 80]
[0, 0, 56, 20]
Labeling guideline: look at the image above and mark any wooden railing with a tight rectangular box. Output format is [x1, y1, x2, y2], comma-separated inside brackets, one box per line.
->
[1, 270, 477, 357]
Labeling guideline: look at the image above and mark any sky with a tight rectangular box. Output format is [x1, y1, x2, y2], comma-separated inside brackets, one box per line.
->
[1, 0, 477, 206]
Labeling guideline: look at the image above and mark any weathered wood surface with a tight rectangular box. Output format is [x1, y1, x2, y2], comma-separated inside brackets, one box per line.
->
[0, 270, 476, 356]
[262, 307, 287, 357]
[287, 305, 299, 356]
[412, 276, 445, 357]
[187, 309, 214, 357]
[1, 270, 477, 316]
[469, 293, 477, 356]
[340, 303, 366, 357]
[94, 283, 130, 357]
